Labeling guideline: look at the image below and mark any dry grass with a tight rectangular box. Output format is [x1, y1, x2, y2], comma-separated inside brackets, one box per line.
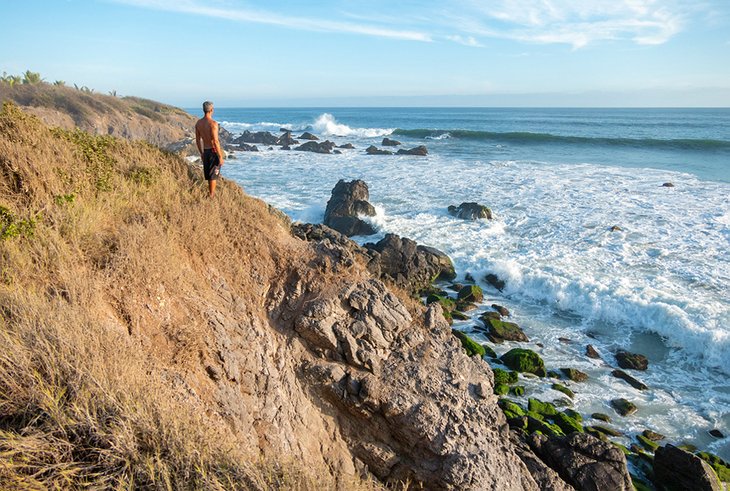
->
[0, 103, 387, 490]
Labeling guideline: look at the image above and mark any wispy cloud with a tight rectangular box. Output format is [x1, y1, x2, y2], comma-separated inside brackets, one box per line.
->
[445, 35, 484, 47]
[114, 0, 432, 42]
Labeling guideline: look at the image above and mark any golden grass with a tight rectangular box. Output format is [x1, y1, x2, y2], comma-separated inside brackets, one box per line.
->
[0, 103, 387, 490]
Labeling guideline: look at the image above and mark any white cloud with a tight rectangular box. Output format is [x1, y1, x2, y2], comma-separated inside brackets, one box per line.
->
[445, 0, 686, 48]
[445, 35, 484, 47]
[114, 0, 432, 42]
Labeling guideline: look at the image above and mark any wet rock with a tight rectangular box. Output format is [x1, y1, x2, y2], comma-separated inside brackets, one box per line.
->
[560, 368, 588, 382]
[589, 425, 623, 437]
[238, 143, 259, 152]
[448, 202, 493, 220]
[592, 413, 611, 423]
[451, 310, 468, 321]
[492, 304, 510, 317]
[457, 284, 484, 303]
[610, 225, 623, 232]
[426, 294, 456, 312]
[396, 145, 428, 156]
[558, 337, 572, 344]
[277, 131, 298, 146]
[709, 429, 725, 438]
[642, 429, 665, 441]
[338, 143, 355, 149]
[696, 451, 730, 483]
[636, 434, 659, 452]
[493, 368, 519, 386]
[365, 145, 392, 155]
[586, 344, 601, 359]
[529, 398, 558, 417]
[662, 182, 675, 187]
[298, 131, 319, 140]
[233, 130, 279, 145]
[364, 234, 456, 294]
[529, 432, 633, 491]
[455, 300, 477, 312]
[552, 383, 574, 399]
[281, 145, 291, 150]
[382, 137, 401, 146]
[482, 316, 529, 343]
[615, 350, 648, 371]
[451, 329, 486, 357]
[611, 398, 637, 417]
[654, 444, 722, 491]
[323, 179, 376, 237]
[611, 369, 648, 390]
[501, 348, 546, 377]
[294, 140, 336, 154]
[485, 273, 506, 291]
[511, 385, 526, 396]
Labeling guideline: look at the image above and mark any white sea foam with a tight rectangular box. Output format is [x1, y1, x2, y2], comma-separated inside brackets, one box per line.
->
[426, 132, 451, 140]
[220, 121, 292, 134]
[311, 113, 392, 138]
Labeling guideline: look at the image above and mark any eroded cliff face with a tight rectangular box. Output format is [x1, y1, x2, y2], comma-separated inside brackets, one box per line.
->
[0, 103, 583, 489]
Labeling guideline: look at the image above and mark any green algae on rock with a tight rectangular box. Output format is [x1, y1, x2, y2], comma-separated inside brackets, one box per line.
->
[451, 329, 486, 358]
[501, 348, 546, 376]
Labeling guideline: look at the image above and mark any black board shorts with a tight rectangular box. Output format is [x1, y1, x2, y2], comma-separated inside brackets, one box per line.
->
[203, 149, 220, 181]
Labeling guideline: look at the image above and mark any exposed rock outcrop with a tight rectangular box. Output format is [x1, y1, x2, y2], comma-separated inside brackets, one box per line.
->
[233, 130, 279, 145]
[448, 202, 493, 220]
[294, 140, 336, 154]
[396, 145, 428, 156]
[366, 145, 393, 155]
[299, 131, 319, 140]
[654, 444, 722, 491]
[382, 137, 401, 146]
[323, 179, 377, 236]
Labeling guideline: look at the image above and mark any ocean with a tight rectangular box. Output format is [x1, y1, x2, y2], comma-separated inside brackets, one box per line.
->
[199, 107, 730, 459]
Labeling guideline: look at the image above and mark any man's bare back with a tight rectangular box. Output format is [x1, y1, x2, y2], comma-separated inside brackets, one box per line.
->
[195, 101, 224, 197]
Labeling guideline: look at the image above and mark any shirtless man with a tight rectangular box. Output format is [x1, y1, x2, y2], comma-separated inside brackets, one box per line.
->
[195, 101, 224, 197]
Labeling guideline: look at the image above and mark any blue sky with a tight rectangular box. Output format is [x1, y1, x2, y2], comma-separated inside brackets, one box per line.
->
[2, 0, 730, 106]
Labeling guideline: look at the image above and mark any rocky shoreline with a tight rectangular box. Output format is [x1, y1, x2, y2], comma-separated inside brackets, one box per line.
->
[293, 174, 729, 490]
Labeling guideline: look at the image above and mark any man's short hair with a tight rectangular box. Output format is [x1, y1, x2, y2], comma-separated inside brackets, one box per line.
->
[203, 101, 214, 113]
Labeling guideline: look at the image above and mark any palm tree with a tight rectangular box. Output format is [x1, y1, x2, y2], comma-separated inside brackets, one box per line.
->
[22, 70, 42, 85]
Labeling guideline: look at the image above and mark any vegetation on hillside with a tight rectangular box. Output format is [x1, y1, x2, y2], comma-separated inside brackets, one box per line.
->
[0, 103, 381, 490]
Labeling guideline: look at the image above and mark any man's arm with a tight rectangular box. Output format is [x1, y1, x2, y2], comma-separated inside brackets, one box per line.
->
[212, 122, 224, 166]
[195, 123, 203, 158]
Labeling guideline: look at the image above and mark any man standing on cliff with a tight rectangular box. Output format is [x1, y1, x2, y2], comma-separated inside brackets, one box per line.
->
[195, 101, 224, 197]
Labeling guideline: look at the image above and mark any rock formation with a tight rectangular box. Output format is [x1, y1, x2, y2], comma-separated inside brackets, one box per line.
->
[448, 202, 493, 220]
[323, 179, 377, 236]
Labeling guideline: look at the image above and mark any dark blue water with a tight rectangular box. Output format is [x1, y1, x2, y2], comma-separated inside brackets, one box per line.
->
[195, 107, 730, 182]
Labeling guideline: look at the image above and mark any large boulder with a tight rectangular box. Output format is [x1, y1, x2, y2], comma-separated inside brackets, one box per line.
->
[364, 234, 456, 294]
[615, 350, 648, 370]
[481, 315, 528, 343]
[277, 131, 299, 146]
[654, 445, 722, 491]
[382, 137, 401, 146]
[298, 131, 319, 140]
[396, 145, 428, 156]
[323, 180, 376, 236]
[529, 432, 633, 491]
[294, 140, 336, 154]
[232, 130, 279, 145]
[448, 202, 493, 220]
[501, 348, 546, 377]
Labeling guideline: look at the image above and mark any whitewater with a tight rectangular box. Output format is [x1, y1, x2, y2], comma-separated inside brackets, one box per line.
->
[210, 107, 730, 458]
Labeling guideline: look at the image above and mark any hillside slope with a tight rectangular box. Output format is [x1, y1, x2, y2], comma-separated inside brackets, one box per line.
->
[0, 102, 559, 489]
[0, 83, 195, 148]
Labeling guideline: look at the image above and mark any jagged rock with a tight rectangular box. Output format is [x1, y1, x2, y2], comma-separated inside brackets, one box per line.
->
[501, 349, 546, 377]
[364, 234, 456, 294]
[485, 273, 506, 291]
[611, 398, 637, 416]
[448, 202, 493, 220]
[233, 130, 279, 145]
[338, 143, 355, 149]
[586, 344, 601, 359]
[560, 368, 588, 382]
[298, 131, 319, 140]
[457, 284, 483, 303]
[610, 225, 623, 232]
[511, 434, 575, 491]
[696, 452, 730, 482]
[611, 369, 648, 390]
[323, 179, 376, 237]
[482, 316, 529, 343]
[396, 145, 428, 156]
[529, 432, 633, 491]
[642, 429, 665, 441]
[654, 445, 722, 491]
[592, 413, 611, 423]
[382, 137, 401, 146]
[238, 143, 259, 152]
[615, 350, 648, 371]
[277, 131, 298, 146]
[492, 304, 510, 317]
[294, 140, 336, 154]
[366, 145, 392, 155]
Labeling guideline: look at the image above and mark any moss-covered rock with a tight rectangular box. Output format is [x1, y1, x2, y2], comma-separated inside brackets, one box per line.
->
[501, 348, 546, 376]
[564, 409, 582, 423]
[592, 413, 611, 423]
[455, 300, 477, 312]
[451, 329, 486, 357]
[552, 412, 584, 434]
[510, 385, 525, 396]
[482, 317, 528, 343]
[493, 368, 519, 385]
[636, 434, 659, 452]
[630, 474, 653, 491]
[588, 425, 623, 437]
[498, 399, 525, 417]
[426, 294, 456, 312]
[451, 310, 469, 321]
[494, 383, 509, 395]
[528, 398, 558, 417]
[457, 284, 484, 303]
[547, 370, 562, 379]
[560, 367, 588, 382]
[507, 416, 528, 431]
[615, 350, 648, 371]
[526, 416, 564, 437]
[611, 398, 637, 416]
[482, 344, 497, 359]
[696, 452, 730, 482]
[585, 427, 609, 442]
[641, 429, 665, 442]
[552, 383, 575, 399]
